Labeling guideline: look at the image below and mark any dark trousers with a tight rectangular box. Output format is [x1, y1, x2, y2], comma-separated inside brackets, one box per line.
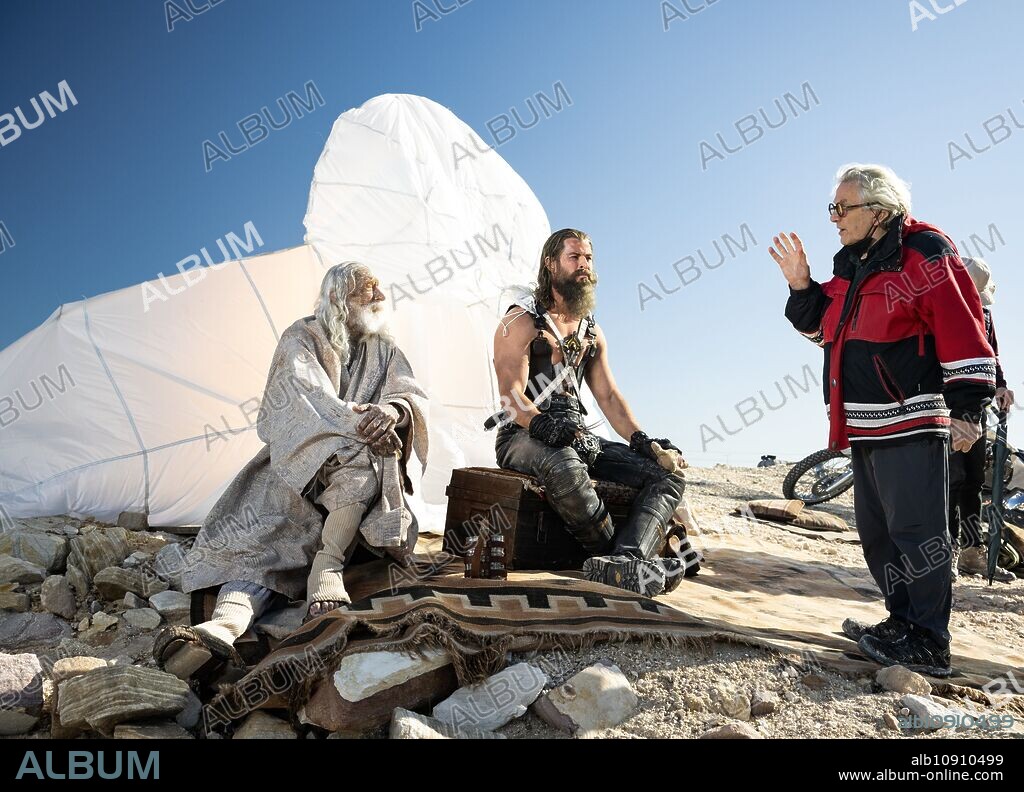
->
[495, 424, 685, 559]
[851, 437, 951, 645]
[948, 437, 986, 548]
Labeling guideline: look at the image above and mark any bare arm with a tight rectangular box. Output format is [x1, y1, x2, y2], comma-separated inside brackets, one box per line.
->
[584, 326, 642, 441]
[493, 310, 542, 430]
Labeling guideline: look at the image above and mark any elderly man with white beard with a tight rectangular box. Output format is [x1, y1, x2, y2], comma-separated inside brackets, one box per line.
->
[154, 262, 428, 681]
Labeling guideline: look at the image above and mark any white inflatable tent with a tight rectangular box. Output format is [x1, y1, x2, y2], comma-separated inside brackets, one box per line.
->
[0, 94, 565, 530]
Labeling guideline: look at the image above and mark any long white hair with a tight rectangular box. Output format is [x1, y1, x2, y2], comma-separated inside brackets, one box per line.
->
[313, 261, 370, 364]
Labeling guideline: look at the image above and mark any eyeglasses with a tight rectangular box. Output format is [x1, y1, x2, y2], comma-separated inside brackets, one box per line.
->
[828, 202, 878, 218]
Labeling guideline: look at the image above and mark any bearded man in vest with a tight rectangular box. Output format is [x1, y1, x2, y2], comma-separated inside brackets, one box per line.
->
[490, 228, 691, 597]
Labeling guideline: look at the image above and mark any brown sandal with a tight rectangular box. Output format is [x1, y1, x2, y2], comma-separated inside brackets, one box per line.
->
[153, 625, 245, 680]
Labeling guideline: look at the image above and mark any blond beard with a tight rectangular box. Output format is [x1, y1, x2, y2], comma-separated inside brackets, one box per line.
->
[552, 272, 598, 318]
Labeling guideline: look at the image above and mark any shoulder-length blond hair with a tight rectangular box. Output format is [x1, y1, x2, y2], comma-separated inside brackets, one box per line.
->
[533, 228, 592, 311]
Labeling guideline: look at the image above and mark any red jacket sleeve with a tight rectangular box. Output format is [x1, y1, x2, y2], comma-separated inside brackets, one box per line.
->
[911, 251, 996, 420]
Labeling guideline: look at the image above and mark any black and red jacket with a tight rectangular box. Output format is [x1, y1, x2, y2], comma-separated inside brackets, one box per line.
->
[785, 215, 996, 451]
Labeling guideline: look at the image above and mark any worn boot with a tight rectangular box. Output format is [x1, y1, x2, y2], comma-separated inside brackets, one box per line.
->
[583, 554, 667, 598]
[958, 545, 1015, 582]
[564, 505, 615, 556]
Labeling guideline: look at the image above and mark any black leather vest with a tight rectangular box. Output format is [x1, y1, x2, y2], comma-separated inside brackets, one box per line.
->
[525, 310, 598, 415]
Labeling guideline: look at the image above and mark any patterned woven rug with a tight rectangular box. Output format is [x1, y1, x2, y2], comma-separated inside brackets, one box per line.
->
[204, 574, 729, 730]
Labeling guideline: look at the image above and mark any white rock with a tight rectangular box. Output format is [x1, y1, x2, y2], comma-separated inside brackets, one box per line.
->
[333, 648, 452, 703]
[389, 707, 506, 739]
[532, 662, 637, 737]
[900, 694, 957, 731]
[877, 665, 931, 696]
[433, 663, 547, 732]
[0, 652, 44, 714]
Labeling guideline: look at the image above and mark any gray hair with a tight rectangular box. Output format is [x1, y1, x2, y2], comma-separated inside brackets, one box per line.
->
[314, 261, 371, 363]
[835, 163, 912, 222]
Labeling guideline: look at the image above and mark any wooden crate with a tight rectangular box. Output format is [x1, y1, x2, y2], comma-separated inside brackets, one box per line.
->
[442, 467, 639, 571]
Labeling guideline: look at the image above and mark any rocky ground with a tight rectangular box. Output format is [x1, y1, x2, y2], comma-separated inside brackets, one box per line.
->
[1, 464, 1022, 739]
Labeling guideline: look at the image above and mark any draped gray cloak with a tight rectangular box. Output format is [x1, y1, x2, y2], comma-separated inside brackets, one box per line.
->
[181, 316, 428, 599]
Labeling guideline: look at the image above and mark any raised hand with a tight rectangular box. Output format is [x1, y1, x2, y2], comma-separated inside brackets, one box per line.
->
[768, 232, 811, 290]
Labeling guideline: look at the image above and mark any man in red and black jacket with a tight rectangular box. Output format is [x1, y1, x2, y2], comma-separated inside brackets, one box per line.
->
[770, 164, 996, 678]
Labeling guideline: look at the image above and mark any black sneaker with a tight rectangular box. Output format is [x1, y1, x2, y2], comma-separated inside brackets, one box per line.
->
[583, 555, 666, 597]
[858, 626, 952, 678]
[841, 615, 908, 643]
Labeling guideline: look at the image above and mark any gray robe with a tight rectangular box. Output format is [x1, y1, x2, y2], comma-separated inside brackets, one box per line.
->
[181, 316, 429, 600]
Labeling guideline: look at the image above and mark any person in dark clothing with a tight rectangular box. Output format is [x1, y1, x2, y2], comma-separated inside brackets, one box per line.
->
[769, 164, 996, 677]
[951, 257, 1015, 579]
[490, 229, 690, 597]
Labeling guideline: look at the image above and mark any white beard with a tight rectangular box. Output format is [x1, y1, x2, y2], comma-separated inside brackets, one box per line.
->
[346, 301, 391, 340]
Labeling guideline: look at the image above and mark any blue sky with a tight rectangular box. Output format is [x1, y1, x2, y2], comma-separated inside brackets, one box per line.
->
[2, 0, 1022, 465]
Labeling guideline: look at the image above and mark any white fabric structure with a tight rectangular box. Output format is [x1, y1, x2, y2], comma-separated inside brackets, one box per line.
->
[0, 94, 554, 529]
